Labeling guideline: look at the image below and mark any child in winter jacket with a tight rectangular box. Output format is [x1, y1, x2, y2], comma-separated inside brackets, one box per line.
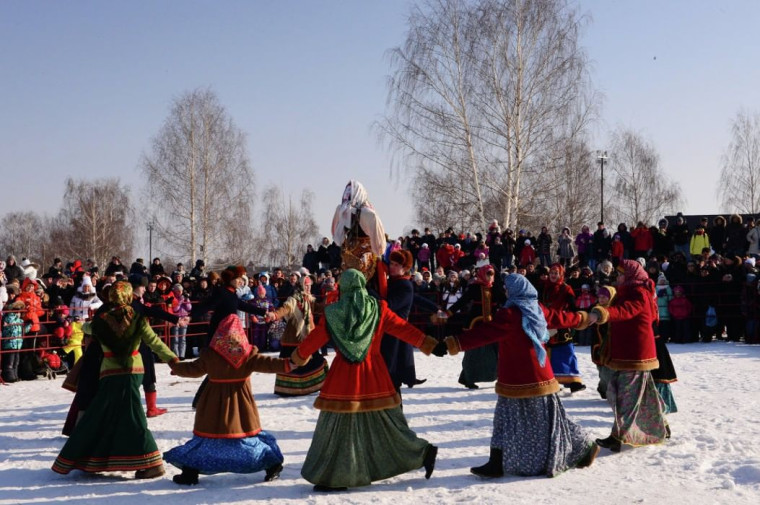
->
[668, 285, 693, 343]
[611, 234, 624, 264]
[2, 286, 32, 382]
[520, 239, 536, 267]
[170, 284, 193, 359]
[655, 274, 673, 342]
[575, 284, 597, 345]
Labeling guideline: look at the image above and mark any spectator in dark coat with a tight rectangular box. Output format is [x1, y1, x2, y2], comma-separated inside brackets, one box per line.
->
[302, 245, 319, 274]
[709, 216, 727, 255]
[668, 213, 691, 258]
[652, 219, 673, 257]
[616, 223, 634, 259]
[592, 222, 611, 270]
[724, 214, 747, 257]
[4, 255, 25, 284]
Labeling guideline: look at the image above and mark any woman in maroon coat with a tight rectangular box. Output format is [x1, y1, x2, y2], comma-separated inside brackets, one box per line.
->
[591, 259, 669, 452]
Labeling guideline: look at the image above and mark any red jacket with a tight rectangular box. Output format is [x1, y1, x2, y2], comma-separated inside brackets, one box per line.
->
[293, 301, 436, 413]
[631, 226, 654, 252]
[448, 305, 587, 398]
[667, 296, 692, 320]
[595, 283, 659, 371]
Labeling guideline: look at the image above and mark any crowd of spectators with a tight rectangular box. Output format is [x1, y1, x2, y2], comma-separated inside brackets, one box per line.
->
[3, 211, 760, 383]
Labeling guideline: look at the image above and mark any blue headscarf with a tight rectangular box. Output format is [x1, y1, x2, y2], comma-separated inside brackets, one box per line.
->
[503, 273, 551, 367]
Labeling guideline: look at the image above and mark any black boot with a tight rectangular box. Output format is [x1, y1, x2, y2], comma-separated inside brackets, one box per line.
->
[567, 382, 587, 393]
[313, 485, 348, 492]
[595, 436, 621, 453]
[264, 463, 283, 482]
[423, 444, 438, 479]
[458, 377, 479, 389]
[172, 467, 199, 485]
[470, 447, 504, 478]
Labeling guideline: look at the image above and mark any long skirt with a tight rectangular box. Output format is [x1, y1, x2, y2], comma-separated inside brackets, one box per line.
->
[549, 342, 583, 385]
[164, 431, 283, 475]
[606, 370, 668, 446]
[656, 383, 678, 414]
[459, 343, 498, 385]
[301, 407, 430, 488]
[491, 394, 594, 477]
[596, 365, 614, 398]
[53, 374, 163, 474]
[274, 346, 328, 396]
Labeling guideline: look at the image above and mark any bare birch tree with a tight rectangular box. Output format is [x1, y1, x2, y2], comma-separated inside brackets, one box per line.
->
[379, 0, 596, 234]
[141, 88, 254, 265]
[379, 0, 488, 231]
[260, 186, 319, 269]
[0, 211, 45, 261]
[49, 178, 135, 268]
[717, 110, 760, 215]
[607, 128, 684, 226]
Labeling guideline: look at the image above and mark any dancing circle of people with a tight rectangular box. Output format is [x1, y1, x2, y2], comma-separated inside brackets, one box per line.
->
[50, 180, 673, 492]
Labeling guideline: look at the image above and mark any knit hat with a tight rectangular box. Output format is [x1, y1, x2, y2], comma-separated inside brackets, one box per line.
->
[657, 273, 668, 285]
[221, 265, 247, 286]
[745, 257, 756, 268]
[581, 284, 590, 290]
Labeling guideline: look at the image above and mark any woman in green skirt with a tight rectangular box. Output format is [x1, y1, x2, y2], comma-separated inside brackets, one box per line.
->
[291, 269, 442, 492]
[53, 280, 178, 478]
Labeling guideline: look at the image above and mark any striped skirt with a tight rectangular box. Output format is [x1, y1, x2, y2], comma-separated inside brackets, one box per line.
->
[274, 346, 328, 396]
[53, 374, 162, 474]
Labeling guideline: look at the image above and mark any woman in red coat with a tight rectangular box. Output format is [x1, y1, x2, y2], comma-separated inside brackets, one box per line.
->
[442, 273, 598, 477]
[591, 259, 669, 452]
[292, 269, 441, 492]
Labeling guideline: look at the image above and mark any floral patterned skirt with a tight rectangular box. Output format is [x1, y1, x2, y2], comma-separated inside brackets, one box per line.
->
[164, 431, 283, 475]
[491, 394, 593, 477]
[606, 370, 668, 446]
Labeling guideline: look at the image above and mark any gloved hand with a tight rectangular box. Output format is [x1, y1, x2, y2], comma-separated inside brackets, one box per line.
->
[432, 341, 448, 357]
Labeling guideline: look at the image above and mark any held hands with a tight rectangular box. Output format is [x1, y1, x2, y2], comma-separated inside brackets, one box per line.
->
[264, 311, 277, 323]
[587, 312, 599, 325]
[432, 340, 448, 357]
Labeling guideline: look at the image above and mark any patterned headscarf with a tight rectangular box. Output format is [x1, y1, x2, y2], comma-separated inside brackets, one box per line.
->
[503, 274, 551, 367]
[617, 259, 649, 288]
[209, 313, 253, 368]
[324, 269, 379, 363]
[93, 280, 136, 358]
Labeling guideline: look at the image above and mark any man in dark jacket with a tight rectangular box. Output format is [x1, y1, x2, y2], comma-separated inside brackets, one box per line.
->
[592, 222, 611, 270]
[302, 245, 319, 274]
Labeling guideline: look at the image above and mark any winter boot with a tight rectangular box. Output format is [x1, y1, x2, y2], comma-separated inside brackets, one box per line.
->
[145, 391, 168, 417]
[313, 485, 348, 492]
[576, 443, 600, 468]
[423, 444, 438, 479]
[135, 464, 165, 479]
[470, 447, 504, 478]
[567, 382, 587, 393]
[595, 436, 621, 453]
[173, 467, 200, 485]
[264, 463, 283, 482]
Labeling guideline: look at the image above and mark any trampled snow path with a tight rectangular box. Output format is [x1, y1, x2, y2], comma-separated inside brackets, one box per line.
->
[1, 342, 759, 504]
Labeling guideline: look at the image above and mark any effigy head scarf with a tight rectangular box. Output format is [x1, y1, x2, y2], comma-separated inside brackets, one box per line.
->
[503, 273, 551, 367]
[209, 313, 253, 368]
[333, 180, 373, 246]
[324, 268, 379, 363]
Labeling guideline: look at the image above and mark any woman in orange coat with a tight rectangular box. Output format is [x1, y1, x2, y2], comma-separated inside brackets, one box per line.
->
[292, 268, 441, 492]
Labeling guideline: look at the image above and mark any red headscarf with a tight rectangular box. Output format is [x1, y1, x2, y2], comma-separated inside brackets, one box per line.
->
[617, 259, 649, 288]
[474, 264, 495, 287]
[542, 263, 569, 309]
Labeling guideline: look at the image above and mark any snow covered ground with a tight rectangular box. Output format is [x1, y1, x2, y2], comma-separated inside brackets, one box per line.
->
[2, 342, 760, 505]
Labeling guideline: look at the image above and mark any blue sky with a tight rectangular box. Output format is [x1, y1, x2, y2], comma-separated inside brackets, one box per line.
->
[2, 0, 759, 248]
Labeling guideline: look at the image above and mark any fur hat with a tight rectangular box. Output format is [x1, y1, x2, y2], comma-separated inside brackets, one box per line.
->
[389, 250, 413, 272]
[128, 273, 149, 288]
[221, 265, 247, 285]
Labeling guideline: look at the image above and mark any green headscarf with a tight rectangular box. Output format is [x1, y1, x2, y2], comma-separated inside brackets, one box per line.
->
[324, 268, 380, 363]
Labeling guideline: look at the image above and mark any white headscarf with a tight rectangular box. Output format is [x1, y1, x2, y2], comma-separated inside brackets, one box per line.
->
[331, 180, 387, 254]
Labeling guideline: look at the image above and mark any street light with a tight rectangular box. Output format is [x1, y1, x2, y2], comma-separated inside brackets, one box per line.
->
[597, 151, 608, 223]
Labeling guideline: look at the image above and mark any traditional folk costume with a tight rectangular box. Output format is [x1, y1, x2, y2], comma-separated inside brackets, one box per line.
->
[591, 260, 669, 452]
[271, 275, 328, 396]
[164, 314, 289, 485]
[292, 269, 439, 491]
[590, 286, 616, 399]
[444, 263, 506, 389]
[542, 264, 586, 392]
[443, 274, 597, 477]
[53, 281, 177, 478]
[331, 180, 388, 298]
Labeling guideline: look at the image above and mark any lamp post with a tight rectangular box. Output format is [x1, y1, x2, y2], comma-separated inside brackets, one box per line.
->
[147, 219, 155, 262]
[597, 151, 608, 223]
